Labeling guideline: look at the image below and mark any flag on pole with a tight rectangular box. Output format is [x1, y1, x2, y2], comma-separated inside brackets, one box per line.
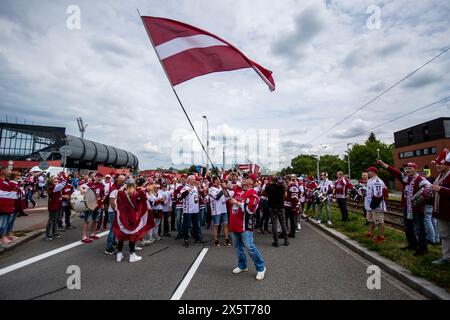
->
[251, 163, 261, 175]
[140, 16, 275, 91]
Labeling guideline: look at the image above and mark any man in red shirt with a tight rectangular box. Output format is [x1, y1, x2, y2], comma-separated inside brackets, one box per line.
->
[334, 171, 354, 223]
[59, 181, 75, 230]
[45, 173, 67, 240]
[228, 176, 266, 281]
[81, 173, 104, 243]
[431, 149, 450, 265]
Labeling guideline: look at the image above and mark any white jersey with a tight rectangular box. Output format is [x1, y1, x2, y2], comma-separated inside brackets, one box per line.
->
[299, 184, 305, 202]
[108, 188, 119, 213]
[182, 185, 200, 214]
[38, 176, 46, 187]
[147, 192, 162, 211]
[365, 176, 387, 212]
[159, 189, 172, 212]
[208, 186, 227, 216]
[319, 179, 333, 199]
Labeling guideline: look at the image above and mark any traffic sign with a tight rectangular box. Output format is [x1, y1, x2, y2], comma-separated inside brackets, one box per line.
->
[38, 161, 49, 170]
[39, 151, 52, 161]
[59, 145, 72, 157]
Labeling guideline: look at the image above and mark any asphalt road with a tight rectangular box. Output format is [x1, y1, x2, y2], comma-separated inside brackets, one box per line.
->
[0, 217, 425, 300]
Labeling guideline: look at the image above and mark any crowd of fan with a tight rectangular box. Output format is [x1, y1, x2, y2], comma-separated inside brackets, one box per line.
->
[1, 148, 449, 268]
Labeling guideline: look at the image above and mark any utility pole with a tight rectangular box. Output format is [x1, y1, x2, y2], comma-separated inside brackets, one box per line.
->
[203, 115, 209, 172]
[347, 143, 353, 179]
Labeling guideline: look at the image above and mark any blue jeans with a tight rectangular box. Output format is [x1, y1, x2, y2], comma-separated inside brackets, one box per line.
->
[424, 205, 440, 244]
[0, 214, 11, 236]
[181, 212, 201, 241]
[25, 189, 36, 206]
[106, 211, 116, 250]
[175, 208, 183, 236]
[231, 231, 265, 272]
[199, 207, 207, 226]
[0, 214, 16, 236]
[6, 213, 18, 233]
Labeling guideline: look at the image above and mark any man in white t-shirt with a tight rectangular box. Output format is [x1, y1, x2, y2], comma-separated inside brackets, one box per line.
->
[209, 176, 231, 247]
[365, 167, 387, 244]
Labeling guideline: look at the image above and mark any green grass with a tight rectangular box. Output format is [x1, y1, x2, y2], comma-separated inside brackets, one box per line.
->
[313, 207, 450, 292]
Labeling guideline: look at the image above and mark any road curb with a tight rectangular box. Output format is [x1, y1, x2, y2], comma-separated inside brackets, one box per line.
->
[0, 229, 45, 255]
[307, 219, 450, 300]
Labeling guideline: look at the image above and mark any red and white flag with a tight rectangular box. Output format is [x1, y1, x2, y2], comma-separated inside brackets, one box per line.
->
[238, 164, 251, 171]
[140, 16, 275, 91]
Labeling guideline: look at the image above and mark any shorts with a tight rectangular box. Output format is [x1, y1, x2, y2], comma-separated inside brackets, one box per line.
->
[212, 213, 228, 226]
[83, 208, 100, 223]
[367, 210, 384, 225]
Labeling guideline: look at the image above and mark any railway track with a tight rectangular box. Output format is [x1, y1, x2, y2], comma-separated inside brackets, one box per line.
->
[331, 199, 405, 230]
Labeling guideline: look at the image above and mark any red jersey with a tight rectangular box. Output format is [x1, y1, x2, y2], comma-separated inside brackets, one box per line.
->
[91, 181, 105, 209]
[0, 178, 17, 214]
[229, 188, 260, 233]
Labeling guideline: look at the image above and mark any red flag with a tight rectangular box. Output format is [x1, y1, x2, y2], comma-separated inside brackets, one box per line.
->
[113, 190, 154, 242]
[141, 16, 275, 91]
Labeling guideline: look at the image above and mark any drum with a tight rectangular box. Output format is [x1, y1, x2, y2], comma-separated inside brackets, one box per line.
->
[312, 189, 326, 204]
[70, 188, 98, 212]
[412, 186, 432, 207]
[352, 184, 366, 204]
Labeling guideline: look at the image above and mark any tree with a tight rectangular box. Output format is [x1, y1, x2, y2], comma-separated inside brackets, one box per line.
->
[291, 155, 317, 176]
[367, 132, 378, 143]
[346, 134, 393, 183]
[317, 155, 346, 179]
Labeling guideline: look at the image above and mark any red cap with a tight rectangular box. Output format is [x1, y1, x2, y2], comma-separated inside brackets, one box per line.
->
[405, 162, 418, 170]
[434, 148, 450, 166]
[366, 167, 378, 174]
[95, 172, 104, 178]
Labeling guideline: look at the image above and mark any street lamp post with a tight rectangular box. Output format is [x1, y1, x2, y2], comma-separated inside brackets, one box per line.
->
[347, 143, 353, 180]
[377, 148, 380, 160]
[312, 155, 319, 182]
[203, 115, 209, 172]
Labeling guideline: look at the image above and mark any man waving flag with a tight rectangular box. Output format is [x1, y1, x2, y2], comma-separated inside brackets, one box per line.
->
[140, 16, 275, 91]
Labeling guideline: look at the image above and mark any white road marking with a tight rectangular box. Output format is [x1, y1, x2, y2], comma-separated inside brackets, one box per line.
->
[170, 248, 208, 300]
[0, 231, 109, 277]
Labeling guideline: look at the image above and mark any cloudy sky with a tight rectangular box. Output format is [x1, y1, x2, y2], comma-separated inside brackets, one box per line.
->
[1, 0, 449, 170]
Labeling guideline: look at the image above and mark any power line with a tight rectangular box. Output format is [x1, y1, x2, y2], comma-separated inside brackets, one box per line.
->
[309, 47, 449, 143]
[367, 96, 450, 132]
[317, 97, 449, 149]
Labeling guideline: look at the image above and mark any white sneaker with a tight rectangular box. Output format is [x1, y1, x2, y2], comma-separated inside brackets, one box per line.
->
[149, 238, 156, 244]
[129, 253, 142, 263]
[141, 240, 150, 246]
[116, 252, 123, 262]
[327, 221, 332, 226]
[135, 246, 143, 251]
[232, 267, 248, 274]
[256, 267, 266, 281]
[317, 220, 322, 224]
[155, 236, 162, 241]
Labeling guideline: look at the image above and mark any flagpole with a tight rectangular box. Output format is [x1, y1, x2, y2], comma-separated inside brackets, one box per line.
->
[137, 10, 230, 191]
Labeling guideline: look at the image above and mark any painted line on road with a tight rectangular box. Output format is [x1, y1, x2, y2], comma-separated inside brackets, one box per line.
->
[25, 207, 48, 212]
[0, 231, 109, 277]
[170, 248, 208, 300]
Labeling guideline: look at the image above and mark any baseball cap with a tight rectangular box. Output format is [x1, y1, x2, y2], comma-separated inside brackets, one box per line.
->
[366, 167, 378, 174]
[405, 162, 418, 169]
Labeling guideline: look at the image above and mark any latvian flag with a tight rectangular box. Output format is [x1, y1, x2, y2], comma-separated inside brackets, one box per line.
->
[238, 164, 252, 172]
[140, 16, 275, 91]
